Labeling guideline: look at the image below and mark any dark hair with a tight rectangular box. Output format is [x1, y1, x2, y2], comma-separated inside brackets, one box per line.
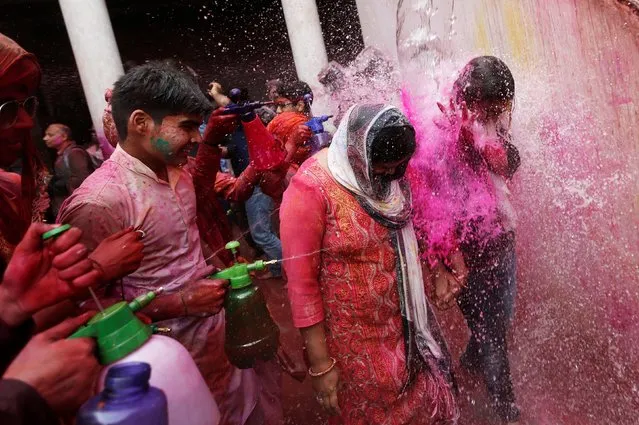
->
[453, 56, 515, 108]
[279, 80, 313, 103]
[318, 62, 346, 93]
[111, 62, 211, 139]
[370, 125, 416, 164]
[123, 60, 138, 72]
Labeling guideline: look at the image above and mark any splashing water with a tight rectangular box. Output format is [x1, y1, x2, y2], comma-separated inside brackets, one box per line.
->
[200, 205, 282, 266]
[392, 0, 639, 424]
[318, 46, 402, 126]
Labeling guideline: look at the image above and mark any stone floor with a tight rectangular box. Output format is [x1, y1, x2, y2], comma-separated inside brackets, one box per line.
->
[258, 277, 636, 425]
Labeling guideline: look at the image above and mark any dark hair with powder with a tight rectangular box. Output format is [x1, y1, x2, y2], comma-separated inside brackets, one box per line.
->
[278, 80, 313, 101]
[370, 126, 416, 165]
[278, 80, 313, 113]
[111, 61, 211, 139]
[453, 56, 515, 108]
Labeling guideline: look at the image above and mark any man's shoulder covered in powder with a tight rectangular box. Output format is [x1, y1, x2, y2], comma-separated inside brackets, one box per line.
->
[57, 158, 129, 250]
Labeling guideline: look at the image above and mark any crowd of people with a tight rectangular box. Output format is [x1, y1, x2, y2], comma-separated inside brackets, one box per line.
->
[0, 30, 521, 425]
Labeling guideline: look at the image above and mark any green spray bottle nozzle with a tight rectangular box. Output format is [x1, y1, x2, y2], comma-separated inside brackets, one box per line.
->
[210, 241, 275, 289]
[41, 224, 72, 241]
[127, 289, 160, 312]
[69, 290, 161, 364]
[216, 241, 281, 368]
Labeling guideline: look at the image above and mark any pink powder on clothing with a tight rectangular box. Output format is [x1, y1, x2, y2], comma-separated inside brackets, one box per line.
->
[402, 87, 504, 265]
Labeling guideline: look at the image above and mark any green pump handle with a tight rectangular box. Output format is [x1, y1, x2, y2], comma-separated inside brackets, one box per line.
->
[211, 241, 267, 289]
[68, 291, 159, 364]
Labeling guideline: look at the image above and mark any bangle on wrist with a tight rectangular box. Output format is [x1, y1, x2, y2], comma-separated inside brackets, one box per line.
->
[309, 357, 337, 377]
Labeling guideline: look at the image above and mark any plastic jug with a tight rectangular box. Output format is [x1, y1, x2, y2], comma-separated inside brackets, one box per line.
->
[76, 362, 168, 425]
[211, 241, 280, 369]
[305, 115, 333, 155]
[70, 292, 220, 425]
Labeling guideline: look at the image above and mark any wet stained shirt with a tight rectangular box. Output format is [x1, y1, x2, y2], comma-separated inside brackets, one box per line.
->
[57, 145, 258, 424]
[58, 144, 206, 293]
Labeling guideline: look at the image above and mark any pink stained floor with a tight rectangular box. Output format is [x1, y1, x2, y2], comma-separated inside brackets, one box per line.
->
[259, 276, 638, 425]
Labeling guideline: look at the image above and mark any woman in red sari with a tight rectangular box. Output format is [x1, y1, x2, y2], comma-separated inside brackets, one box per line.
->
[0, 34, 143, 332]
[281, 104, 457, 424]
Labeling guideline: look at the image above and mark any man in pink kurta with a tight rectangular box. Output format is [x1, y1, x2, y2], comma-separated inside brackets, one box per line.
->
[59, 63, 262, 425]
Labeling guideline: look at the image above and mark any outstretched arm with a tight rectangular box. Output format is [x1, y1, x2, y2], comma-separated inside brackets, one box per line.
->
[280, 171, 339, 415]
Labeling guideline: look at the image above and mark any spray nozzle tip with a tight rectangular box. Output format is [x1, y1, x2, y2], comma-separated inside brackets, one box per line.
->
[42, 224, 72, 241]
[225, 241, 241, 252]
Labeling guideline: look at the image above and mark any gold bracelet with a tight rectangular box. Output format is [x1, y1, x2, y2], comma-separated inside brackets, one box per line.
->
[179, 291, 188, 316]
[308, 357, 337, 377]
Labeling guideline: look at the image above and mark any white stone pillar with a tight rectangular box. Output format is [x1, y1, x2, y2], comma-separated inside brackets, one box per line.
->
[280, 0, 328, 87]
[355, 0, 399, 63]
[59, 0, 123, 139]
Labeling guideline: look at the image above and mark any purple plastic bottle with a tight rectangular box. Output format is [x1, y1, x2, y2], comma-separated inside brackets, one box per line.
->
[76, 362, 168, 425]
[304, 115, 333, 155]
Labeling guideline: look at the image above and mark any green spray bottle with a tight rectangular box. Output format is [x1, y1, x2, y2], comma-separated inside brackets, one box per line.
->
[68, 291, 160, 363]
[41, 224, 158, 362]
[211, 241, 280, 369]
[44, 225, 221, 424]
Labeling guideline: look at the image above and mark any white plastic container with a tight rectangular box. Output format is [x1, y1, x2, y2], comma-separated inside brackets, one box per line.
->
[99, 335, 220, 425]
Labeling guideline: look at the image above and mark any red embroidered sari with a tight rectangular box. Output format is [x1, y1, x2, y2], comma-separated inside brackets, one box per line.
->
[281, 154, 456, 425]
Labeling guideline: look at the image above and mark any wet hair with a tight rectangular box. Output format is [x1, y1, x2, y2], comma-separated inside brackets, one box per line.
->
[370, 125, 416, 165]
[111, 62, 211, 139]
[278, 80, 313, 111]
[318, 62, 346, 93]
[453, 56, 515, 108]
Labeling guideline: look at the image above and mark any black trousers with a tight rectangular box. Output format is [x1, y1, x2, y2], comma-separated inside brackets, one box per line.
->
[458, 235, 518, 418]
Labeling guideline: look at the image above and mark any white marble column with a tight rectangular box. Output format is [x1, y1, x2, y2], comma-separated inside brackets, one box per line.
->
[280, 0, 328, 87]
[59, 0, 123, 139]
[355, 0, 400, 62]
